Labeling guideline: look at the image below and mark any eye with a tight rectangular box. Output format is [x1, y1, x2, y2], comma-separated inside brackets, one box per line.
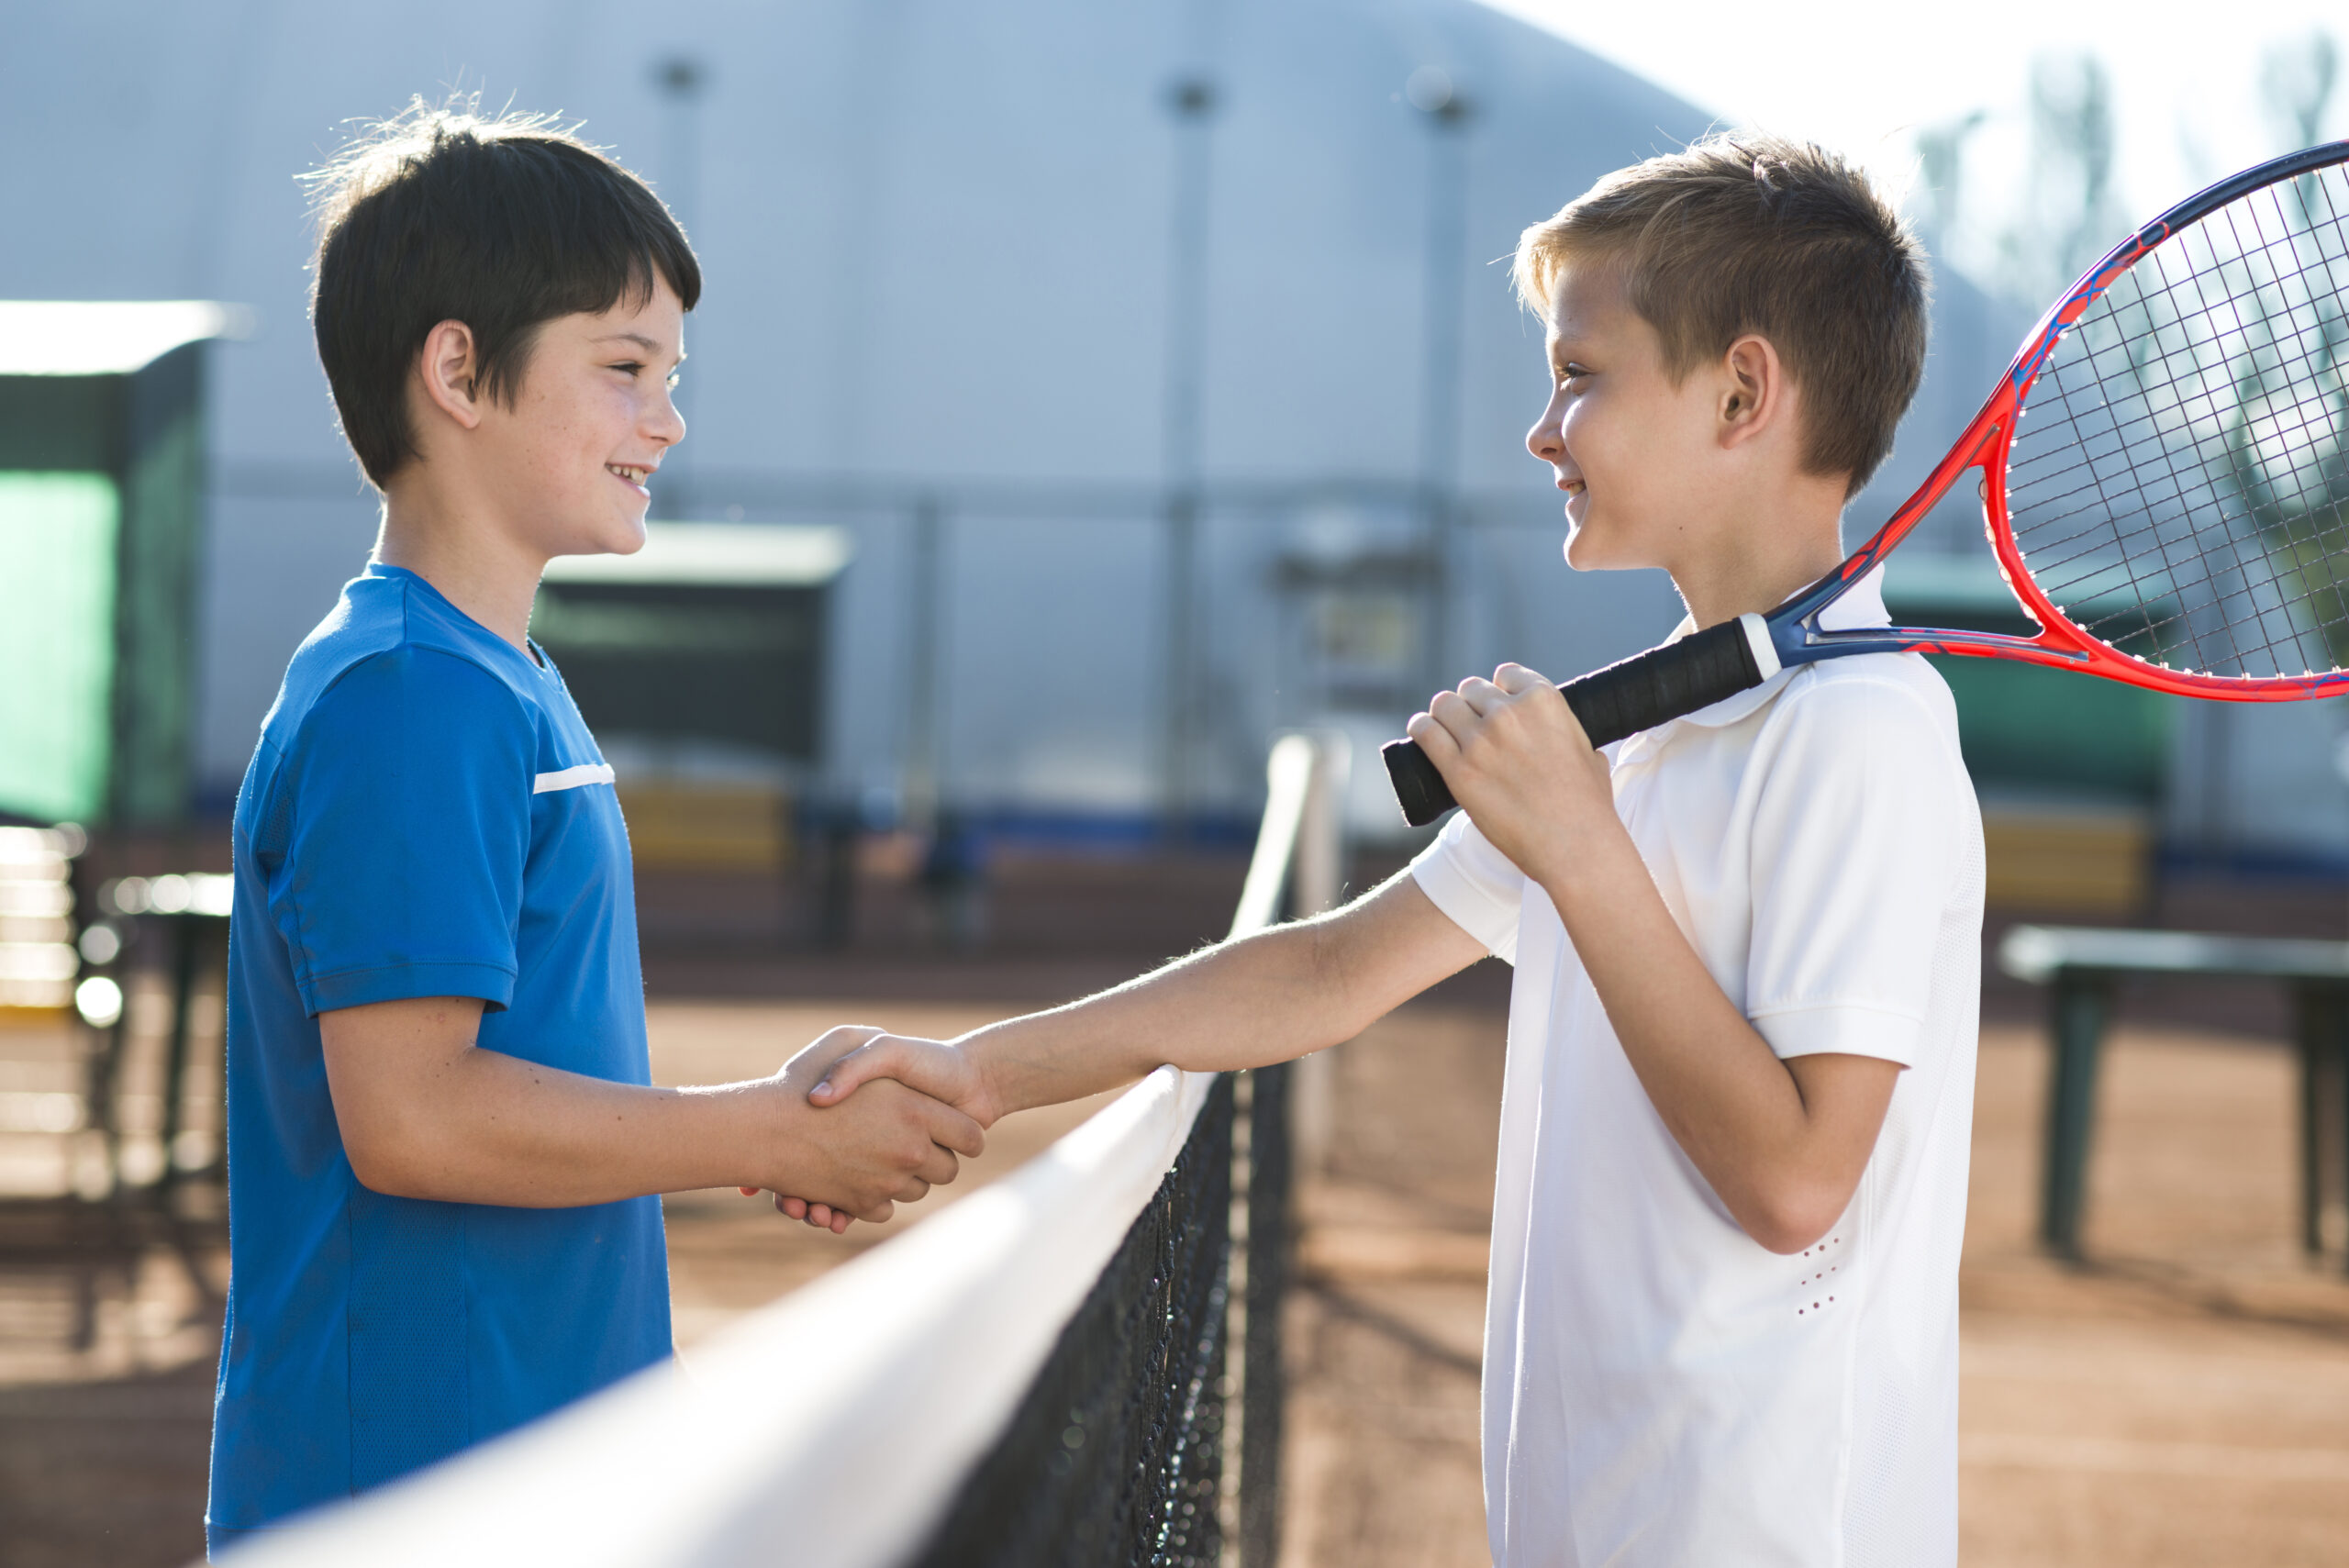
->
[608, 361, 644, 376]
[1558, 362, 1593, 390]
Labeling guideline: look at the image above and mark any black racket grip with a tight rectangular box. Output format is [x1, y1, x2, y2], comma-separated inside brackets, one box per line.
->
[1380, 617, 1772, 827]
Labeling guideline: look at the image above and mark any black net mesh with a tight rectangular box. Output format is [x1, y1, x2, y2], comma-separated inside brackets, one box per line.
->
[907, 1073, 1235, 1568]
[1237, 1062, 1290, 1568]
[2005, 156, 2349, 679]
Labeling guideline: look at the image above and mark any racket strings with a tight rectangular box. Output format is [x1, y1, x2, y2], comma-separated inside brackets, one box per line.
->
[2175, 183, 2349, 671]
[2061, 179, 2349, 671]
[2004, 158, 2349, 680]
[2196, 187, 2349, 657]
[2007, 245, 2349, 491]
[2014, 338, 2309, 612]
[2035, 306, 2347, 667]
[2012, 254, 2349, 565]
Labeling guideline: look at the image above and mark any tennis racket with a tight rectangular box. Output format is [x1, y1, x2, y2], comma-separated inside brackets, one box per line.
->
[1383, 139, 2349, 827]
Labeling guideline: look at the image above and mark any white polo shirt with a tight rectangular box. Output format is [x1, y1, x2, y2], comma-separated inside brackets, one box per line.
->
[1410, 573, 1984, 1568]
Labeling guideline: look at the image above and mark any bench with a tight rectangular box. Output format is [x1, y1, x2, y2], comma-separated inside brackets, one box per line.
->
[1997, 924, 2349, 1266]
[85, 873, 232, 1191]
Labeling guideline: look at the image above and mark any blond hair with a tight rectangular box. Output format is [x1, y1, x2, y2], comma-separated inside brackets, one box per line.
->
[1516, 135, 1928, 496]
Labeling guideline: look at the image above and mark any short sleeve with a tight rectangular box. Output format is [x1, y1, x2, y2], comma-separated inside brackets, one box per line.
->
[1744, 673, 1968, 1067]
[273, 647, 534, 1016]
[1408, 809, 1529, 965]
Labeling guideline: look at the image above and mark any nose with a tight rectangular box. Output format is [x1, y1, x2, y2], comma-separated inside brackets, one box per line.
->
[649, 382, 686, 449]
[1527, 392, 1564, 465]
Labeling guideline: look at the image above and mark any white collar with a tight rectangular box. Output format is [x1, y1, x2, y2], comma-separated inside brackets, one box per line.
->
[1641, 564, 1889, 736]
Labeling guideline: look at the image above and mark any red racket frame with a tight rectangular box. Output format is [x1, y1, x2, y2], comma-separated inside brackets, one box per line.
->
[1772, 139, 2349, 703]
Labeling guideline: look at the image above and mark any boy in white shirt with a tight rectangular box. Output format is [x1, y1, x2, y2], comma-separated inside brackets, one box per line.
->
[803, 134, 1983, 1566]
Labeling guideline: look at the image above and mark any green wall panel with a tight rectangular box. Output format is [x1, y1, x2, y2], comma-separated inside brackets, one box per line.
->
[1887, 570, 2176, 806]
[0, 472, 118, 823]
[1924, 653, 2175, 803]
[112, 402, 203, 825]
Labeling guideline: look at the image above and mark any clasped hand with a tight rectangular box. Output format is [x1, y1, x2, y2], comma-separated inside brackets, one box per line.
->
[1404, 662, 1614, 883]
[754, 1032, 997, 1233]
[737, 1026, 987, 1234]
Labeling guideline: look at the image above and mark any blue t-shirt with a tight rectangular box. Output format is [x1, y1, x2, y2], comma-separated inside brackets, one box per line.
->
[206, 563, 670, 1550]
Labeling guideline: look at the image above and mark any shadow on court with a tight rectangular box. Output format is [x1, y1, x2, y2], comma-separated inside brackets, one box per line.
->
[1277, 1013, 2349, 1568]
[646, 994, 2349, 1568]
[0, 1209, 223, 1568]
[0, 1355, 217, 1568]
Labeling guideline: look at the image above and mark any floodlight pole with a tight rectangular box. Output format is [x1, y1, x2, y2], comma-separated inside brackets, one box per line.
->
[903, 495, 947, 839]
[653, 56, 707, 519]
[1161, 73, 1219, 841]
[1415, 77, 1474, 698]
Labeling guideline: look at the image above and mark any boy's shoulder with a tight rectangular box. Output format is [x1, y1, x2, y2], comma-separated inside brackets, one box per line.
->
[1776, 648, 1961, 740]
[273, 568, 540, 731]
[1754, 651, 1978, 828]
[248, 567, 549, 807]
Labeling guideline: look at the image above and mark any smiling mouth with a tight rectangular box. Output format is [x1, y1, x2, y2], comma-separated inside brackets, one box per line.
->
[1562, 479, 1586, 500]
[607, 463, 654, 486]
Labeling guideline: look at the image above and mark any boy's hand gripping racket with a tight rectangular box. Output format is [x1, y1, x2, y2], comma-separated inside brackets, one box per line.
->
[1383, 140, 2349, 827]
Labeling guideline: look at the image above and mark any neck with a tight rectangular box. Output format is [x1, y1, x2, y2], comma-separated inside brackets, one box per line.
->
[373, 480, 546, 654]
[1669, 482, 1848, 630]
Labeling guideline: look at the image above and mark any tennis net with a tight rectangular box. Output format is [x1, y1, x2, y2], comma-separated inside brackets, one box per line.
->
[229, 731, 1345, 1568]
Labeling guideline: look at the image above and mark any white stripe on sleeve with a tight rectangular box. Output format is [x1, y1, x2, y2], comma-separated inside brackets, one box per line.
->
[532, 762, 617, 795]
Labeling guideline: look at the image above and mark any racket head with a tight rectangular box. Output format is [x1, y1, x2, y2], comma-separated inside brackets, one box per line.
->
[1793, 139, 2349, 702]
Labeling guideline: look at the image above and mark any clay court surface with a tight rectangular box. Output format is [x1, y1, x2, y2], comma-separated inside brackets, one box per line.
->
[6, 995, 2349, 1565]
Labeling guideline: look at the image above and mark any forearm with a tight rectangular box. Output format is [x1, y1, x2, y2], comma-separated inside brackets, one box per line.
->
[1538, 827, 1876, 1248]
[327, 1003, 982, 1221]
[960, 924, 1349, 1115]
[345, 1046, 772, 1206]
[962, 873, 1475, 1118]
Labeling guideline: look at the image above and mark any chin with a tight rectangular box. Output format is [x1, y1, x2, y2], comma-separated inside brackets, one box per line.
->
[1562, 517, 1650, 574]
[1564, 541, 1647, 574]
[573, 513, 650, 557]
[1563, 526, 1607, 573]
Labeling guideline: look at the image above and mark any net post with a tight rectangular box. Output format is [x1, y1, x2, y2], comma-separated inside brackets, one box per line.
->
[1219, 731, 1346, 1568]
[1290, 733, 1351, 1179]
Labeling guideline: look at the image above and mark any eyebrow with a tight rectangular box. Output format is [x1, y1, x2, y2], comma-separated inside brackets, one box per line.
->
[1549, 321, 1598, 356]
[593, 331, 685, 361]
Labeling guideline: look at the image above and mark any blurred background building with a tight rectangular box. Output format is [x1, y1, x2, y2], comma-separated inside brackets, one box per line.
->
[1, 0, 2342, 893]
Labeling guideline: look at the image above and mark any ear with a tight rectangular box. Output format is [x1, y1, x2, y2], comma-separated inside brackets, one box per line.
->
[1716, 333, 1785, 451]
[413, 319, 487, 433]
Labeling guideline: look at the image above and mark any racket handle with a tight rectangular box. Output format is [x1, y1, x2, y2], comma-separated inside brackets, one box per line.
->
[1380, 616, 1775, 827]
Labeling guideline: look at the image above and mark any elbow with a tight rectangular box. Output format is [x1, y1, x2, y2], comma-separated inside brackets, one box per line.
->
[1740, 1184, 1851, 1256]
[345, 1142, 429, 1200]
[340, 1118, 444, 1201]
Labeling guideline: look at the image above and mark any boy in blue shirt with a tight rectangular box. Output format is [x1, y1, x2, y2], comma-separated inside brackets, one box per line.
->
[811, 137, 1984, 1564]
[206, 106, 985, 1551]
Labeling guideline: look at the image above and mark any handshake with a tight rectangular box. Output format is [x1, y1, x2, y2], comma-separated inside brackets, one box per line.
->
[739, 1026, 999, 1234]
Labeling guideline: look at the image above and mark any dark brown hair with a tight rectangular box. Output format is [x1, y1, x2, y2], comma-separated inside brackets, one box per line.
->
[1516, 134, 1928, 497]
[307, 101, 701, 487]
